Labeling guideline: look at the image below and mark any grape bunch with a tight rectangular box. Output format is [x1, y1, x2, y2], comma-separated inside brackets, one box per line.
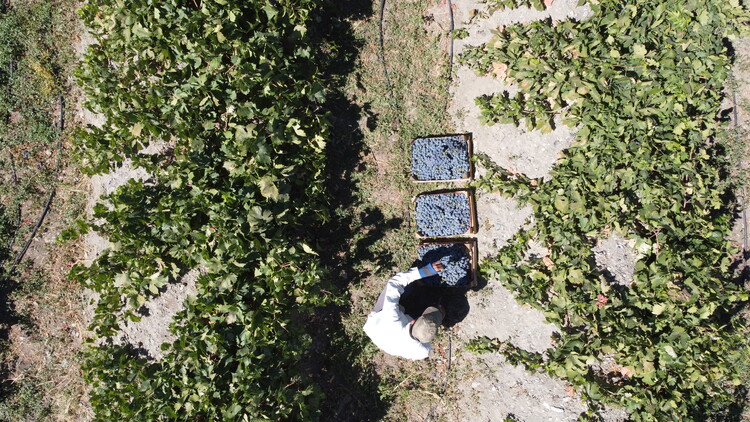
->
[418, 243, 472, 287]
[411, 136, 470, 181]
[415, 192, 471, 237]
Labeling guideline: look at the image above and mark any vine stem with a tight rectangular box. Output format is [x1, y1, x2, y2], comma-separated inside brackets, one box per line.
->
[732, 88, 749, 275]
[444, 0, 455, 112]
[378, 0, 394, 99]
[8, 96, 65, 273]
[9, 152, 18, 186]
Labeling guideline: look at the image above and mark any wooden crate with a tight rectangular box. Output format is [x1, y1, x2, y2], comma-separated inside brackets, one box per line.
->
[410, 133, 474, 183]
[413, 188, 477, 238]
[417, 238, 478, 288]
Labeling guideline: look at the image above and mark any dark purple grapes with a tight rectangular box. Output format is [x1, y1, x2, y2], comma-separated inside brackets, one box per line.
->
[411, 136, 470, 181]
[417, 243, 472, 287]
[415, 193, 471, 237]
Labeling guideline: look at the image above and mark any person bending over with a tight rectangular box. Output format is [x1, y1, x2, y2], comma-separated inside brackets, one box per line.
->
[363, 262, 445, 360]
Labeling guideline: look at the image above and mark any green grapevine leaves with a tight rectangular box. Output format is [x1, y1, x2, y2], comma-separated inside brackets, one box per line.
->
[73, 0, 334, 420]
[467, 0, 750, 420]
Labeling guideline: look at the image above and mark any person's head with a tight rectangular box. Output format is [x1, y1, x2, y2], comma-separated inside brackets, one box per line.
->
[411, 306, 444, 343]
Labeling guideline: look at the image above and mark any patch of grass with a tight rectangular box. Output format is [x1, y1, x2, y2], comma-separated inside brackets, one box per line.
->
[0, 0, 75, 209]
[0, 373, 53, 422]
[0, 1, 88, 420]
[727, 311, 750, 421]
[313, 0, 457, 418]
[0, 0, 79, 268]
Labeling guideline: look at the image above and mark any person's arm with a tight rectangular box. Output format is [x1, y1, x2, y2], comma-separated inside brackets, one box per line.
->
[418, 261, 444, 278]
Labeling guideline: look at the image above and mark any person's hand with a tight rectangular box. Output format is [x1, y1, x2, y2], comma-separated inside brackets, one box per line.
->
[432, 261, 444, 272]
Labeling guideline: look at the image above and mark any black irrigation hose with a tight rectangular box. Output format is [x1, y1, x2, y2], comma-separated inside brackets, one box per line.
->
[7, 95, 65, 274]
[732, 90, 749, 277]
[378, 0, 394, 99]
[56, 95, 64, 170]
[445, 0, 455, 110]
[423, 334, 452, 422]
[7, 152, 20, 251]
[447, 333, 452, 371]
[9, 191, 55, 273]
[59, 95, 65, 132]
[9, 152, 18, 187]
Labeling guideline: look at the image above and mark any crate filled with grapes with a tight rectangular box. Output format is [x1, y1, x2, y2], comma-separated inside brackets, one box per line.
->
[410, 134, 473, 182]
[417, 240, 477, 287]
[414, 189, 477, 238]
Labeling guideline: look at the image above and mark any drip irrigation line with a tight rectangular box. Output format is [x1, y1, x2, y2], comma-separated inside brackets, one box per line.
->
[56, 95, 64, 172]
[9, 152, 18, 187]
[378, 0, 394, 99]
[732, 89, 749, 277]
[423, 333, 452, 422]
[59, 95, 65, 132]
[7, 95, 65, 274]
[447, 332, 452, 370]
[445, 0, 455, 111]
[8, 152, 21, 251]
[9, 190, 55, 273]
[421, 2, 458, 408]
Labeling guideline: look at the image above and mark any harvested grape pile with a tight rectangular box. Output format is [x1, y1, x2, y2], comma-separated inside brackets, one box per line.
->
[415, 192, 471, 237]
[418, 243, 472, 286]
[411, 135, 470, 180]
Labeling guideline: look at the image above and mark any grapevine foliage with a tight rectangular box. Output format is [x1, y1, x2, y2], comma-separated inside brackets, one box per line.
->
[415, 192, 471, 237]
[464, 0, 750, 420]
[73, 1, 333, 420]
[411, 135, 470, 180]
[485, 0, 548, 12]
[418, 243, 472, 286]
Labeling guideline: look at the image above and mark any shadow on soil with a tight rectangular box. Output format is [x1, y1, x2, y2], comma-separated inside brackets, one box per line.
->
[0, 266, 47, 416]
[306, 0, 394, 420]
[0, 208, 26, 404]
[399, 282, 470, 328]
[0, 275, 19, 402]
[306, 0, 480, 419]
